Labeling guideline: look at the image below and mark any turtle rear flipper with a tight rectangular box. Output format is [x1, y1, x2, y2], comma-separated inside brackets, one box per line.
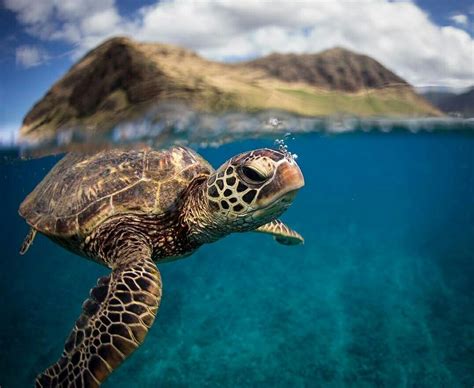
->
[255, 219, 304, 245]
[36, 252, 162, 387]
[20, 228, 37, 255]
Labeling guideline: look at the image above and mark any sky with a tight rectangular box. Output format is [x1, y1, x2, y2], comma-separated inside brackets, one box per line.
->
[1, 0, 473, 140]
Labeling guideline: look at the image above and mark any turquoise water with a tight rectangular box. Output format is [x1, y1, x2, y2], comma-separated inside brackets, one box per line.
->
[1, 131, 473, 387]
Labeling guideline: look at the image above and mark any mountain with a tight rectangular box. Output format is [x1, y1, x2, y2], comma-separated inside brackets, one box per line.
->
[244, 47, 409, 92]
[20, 37, 441, 141]
[422, 87, 474, 117]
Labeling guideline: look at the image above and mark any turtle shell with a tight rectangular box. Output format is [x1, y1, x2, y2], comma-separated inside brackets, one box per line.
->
[19, 146, 213, 238]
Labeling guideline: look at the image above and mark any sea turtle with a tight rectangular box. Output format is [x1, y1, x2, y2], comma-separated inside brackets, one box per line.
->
[19, 146, 304, 387]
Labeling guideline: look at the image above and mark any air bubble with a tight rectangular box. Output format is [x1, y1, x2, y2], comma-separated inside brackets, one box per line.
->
[268, 117, 282, 127]
[274, 132, 298, 161]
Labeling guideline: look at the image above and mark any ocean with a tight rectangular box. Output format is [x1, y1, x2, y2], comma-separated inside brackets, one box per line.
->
[0, 130, 473, 387]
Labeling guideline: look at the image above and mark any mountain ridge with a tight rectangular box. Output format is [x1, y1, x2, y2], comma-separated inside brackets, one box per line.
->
[20, 37, 442, 141]
[244, 47, 409, 92]
[422, 87, 474, 117]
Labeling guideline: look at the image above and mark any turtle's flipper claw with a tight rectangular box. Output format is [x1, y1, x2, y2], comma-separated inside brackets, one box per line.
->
[20, 228, 37, 255]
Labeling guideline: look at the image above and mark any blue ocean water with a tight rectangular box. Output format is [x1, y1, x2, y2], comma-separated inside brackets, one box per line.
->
[0, 131, 473, 387]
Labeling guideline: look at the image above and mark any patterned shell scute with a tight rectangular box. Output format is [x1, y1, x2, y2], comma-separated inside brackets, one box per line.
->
[19, 147, 213, 237]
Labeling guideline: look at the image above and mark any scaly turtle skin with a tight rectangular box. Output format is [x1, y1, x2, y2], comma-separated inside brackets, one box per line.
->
[19, 146, 304, 387]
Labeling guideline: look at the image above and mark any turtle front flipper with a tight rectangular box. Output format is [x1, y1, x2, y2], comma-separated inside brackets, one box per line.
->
[36, 253, 162, 387]
[254, 219, 304, 245]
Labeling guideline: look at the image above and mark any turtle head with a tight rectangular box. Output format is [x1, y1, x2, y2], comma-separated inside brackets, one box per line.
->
[205, 148, 304, 232]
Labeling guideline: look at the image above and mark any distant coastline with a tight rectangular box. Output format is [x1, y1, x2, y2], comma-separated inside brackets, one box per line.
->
[19, 37, 441, 143]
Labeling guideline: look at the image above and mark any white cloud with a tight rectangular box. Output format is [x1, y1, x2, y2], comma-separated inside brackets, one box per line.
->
[5, 0, 474, 88]
[80, 8, 121, 36]
[0, 123, 19, 146]
[450, 13, 468, 26]
[4, 0, 118, 41]
[15, 45, 49, 68]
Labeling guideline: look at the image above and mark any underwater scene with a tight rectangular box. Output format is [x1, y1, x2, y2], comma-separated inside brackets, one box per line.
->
[1, 130, 473, 387]
[2, 1, 474, 387]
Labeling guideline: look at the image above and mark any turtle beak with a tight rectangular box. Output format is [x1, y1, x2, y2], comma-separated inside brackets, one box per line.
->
[278, 158, 305, 194]
[255, 158, 304, 207]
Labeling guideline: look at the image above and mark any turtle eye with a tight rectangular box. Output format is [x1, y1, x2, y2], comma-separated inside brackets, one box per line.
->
[241, 166, 267, 183]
